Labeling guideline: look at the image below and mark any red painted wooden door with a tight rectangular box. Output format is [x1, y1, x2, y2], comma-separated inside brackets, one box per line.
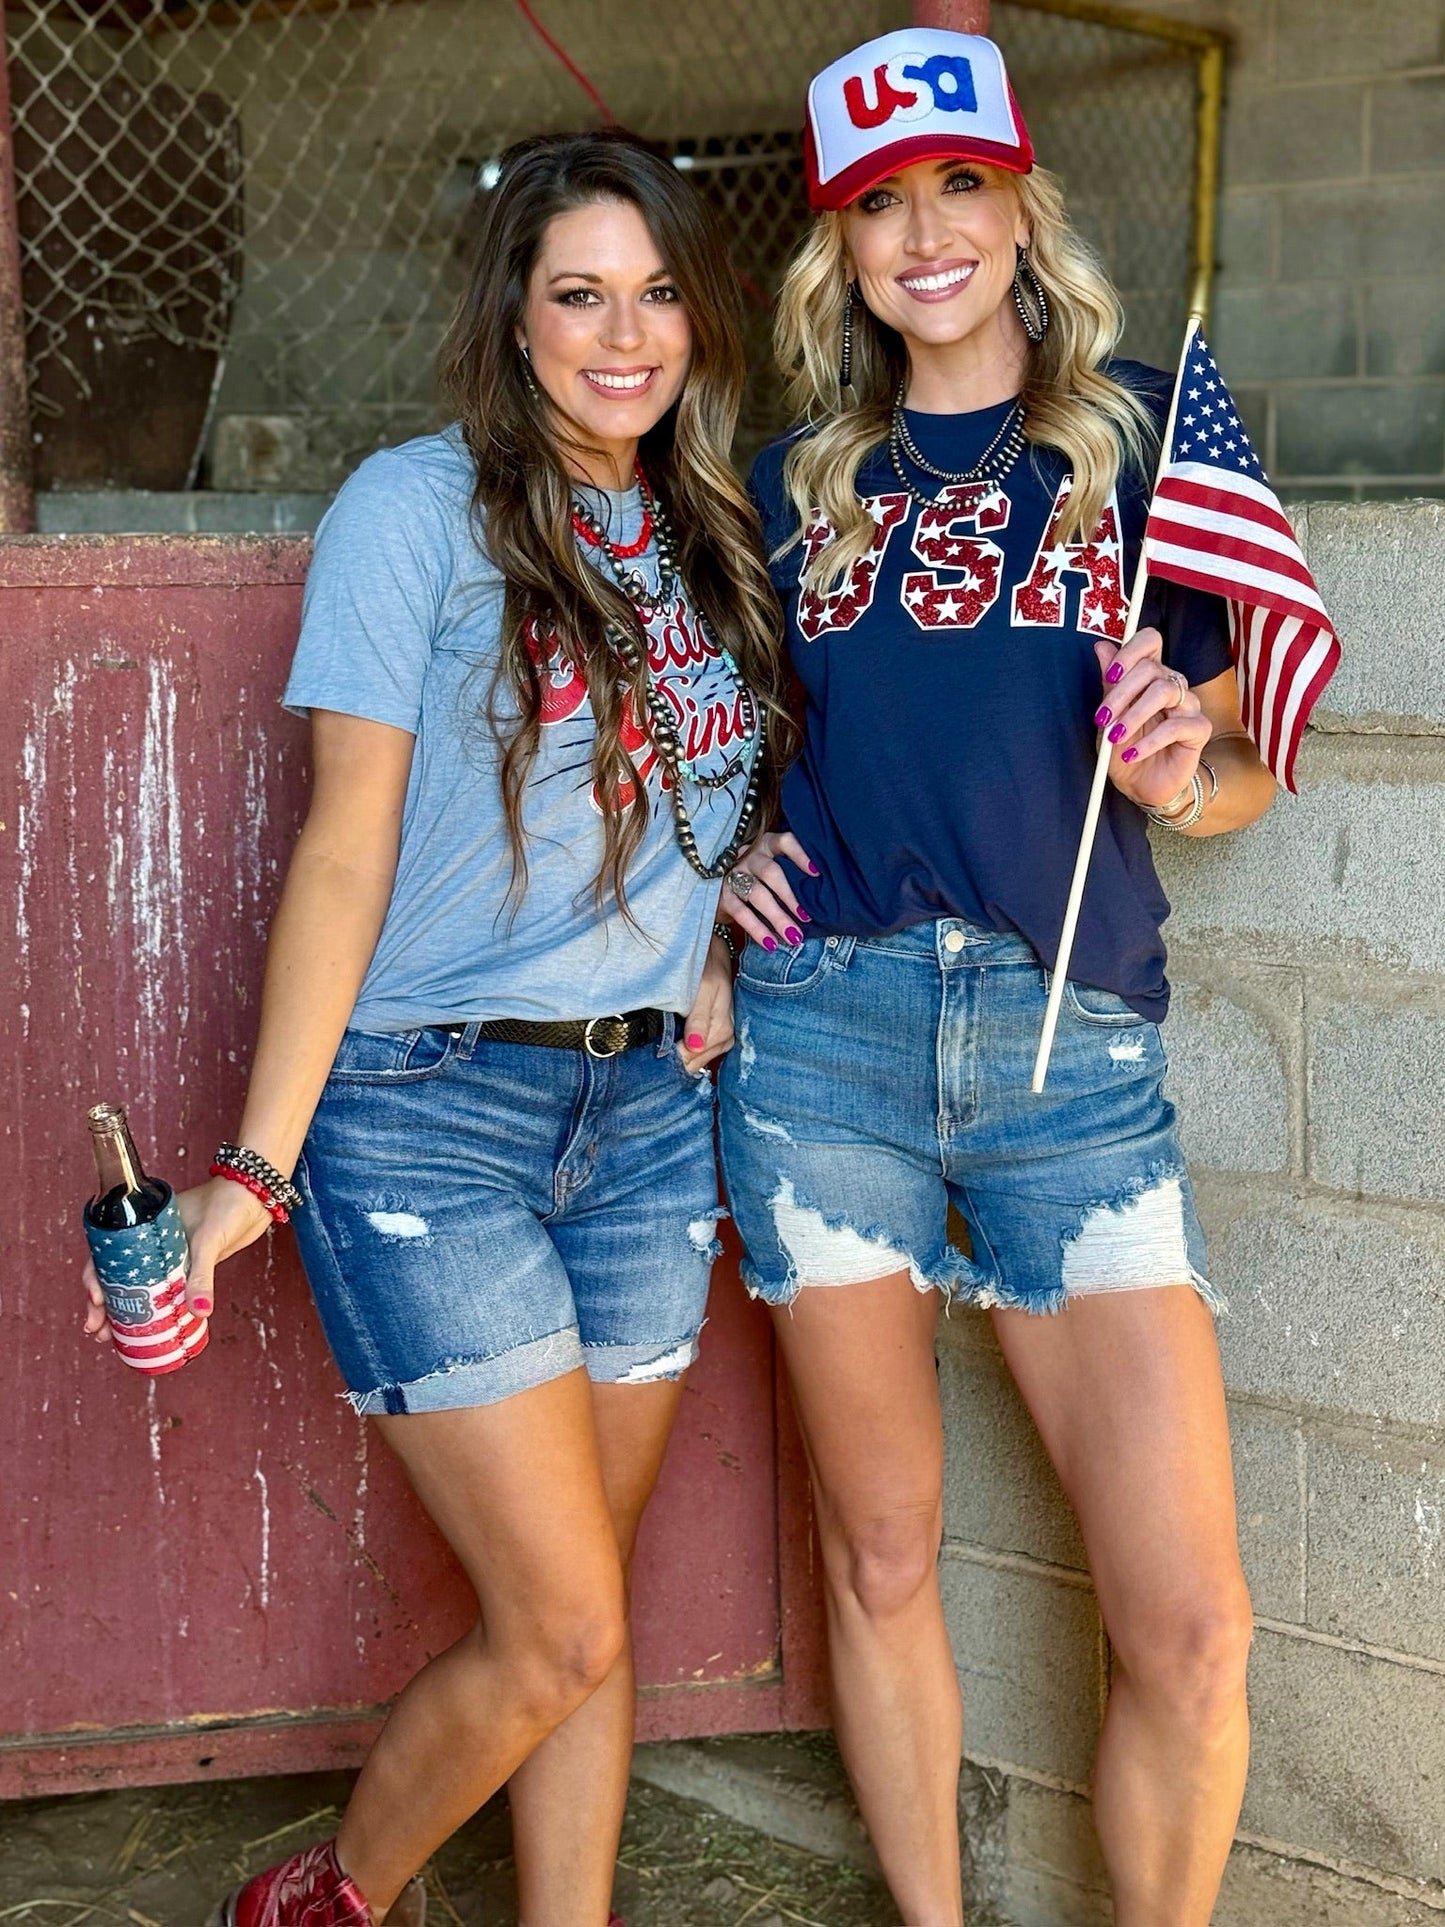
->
[0, 536, 824, 1797]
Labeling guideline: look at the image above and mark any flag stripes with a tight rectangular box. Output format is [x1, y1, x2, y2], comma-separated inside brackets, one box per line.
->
[1142, 332, 1340, 792]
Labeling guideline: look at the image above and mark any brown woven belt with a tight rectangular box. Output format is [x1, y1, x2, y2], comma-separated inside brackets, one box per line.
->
[458, 1009, 670, 1060]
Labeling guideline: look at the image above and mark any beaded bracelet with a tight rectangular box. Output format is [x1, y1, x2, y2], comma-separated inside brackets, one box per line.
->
[211, 1162, 291, 1225]
[212, 1141, 304, 1216]
[711, 920, 740, 968]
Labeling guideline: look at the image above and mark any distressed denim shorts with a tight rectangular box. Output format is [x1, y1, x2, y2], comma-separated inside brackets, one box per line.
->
[292, 1018, 720, 1413]
[717, 919, 1215, 1317]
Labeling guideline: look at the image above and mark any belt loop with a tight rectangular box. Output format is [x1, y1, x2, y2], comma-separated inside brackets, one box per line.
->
[457, 1020, 483, 1060]
[657, 1011, 678, 1055]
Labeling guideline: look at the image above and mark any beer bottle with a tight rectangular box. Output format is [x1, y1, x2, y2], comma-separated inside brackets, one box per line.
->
[83, 1104, 207, 1375]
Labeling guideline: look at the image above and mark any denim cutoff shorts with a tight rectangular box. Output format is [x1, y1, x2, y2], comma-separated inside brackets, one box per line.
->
[293, 1017, 720, 1414]
[717, 919, 1216, 1317]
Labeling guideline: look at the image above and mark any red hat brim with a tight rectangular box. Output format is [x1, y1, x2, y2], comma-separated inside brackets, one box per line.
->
[804, 78, 1035, 211]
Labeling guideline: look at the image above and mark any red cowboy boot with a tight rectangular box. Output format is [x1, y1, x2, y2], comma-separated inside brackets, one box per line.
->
[210, 1839, 426, 1927]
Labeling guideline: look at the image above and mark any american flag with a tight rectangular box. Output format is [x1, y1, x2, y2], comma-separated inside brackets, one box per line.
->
[1143, 328, 1340, 793]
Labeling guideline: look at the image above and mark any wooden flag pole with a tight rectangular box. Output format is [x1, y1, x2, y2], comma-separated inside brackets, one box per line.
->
[1030, 312, 1204, 1094]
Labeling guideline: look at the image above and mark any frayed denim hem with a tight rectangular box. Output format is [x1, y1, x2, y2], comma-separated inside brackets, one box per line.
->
[343, 1325, 584, 1414]
[738, 1177, 986, 1309]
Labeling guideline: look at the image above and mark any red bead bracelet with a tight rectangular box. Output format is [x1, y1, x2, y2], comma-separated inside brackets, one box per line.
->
[210, 1161, 290, 1225]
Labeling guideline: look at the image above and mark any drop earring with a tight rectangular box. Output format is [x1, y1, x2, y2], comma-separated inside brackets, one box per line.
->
[839, 280, 858, 389]
[519, 342, 540, 398]
[1012, 247, 1049, 343]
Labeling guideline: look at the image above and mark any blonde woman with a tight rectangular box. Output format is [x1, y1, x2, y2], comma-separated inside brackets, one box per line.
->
[718, 32, 1274, 1927]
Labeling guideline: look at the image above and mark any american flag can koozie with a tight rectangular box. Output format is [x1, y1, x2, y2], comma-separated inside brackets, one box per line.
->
[84, 1194, 209, 1375]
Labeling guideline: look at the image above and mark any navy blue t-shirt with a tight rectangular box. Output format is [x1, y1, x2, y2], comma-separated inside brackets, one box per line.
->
[749, 361, 1233, 1021]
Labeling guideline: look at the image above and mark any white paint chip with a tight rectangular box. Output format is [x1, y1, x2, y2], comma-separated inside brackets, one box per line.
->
[769, 1178, 927, 1290]
[1061, 1178, 1193, 1294]
[366, 1209, 430, 1238]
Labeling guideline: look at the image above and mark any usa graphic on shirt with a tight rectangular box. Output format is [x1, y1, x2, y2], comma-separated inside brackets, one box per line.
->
[794, 472, 1130, 644]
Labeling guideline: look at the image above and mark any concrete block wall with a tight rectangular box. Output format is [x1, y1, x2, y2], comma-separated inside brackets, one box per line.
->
[938, 501, 1445, 1922]
[1127, 0, 1445, 501]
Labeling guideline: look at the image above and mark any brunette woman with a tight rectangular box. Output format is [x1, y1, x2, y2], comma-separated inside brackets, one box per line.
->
[718, 32, 1272, 1927]
[83, 132, 791, 1927]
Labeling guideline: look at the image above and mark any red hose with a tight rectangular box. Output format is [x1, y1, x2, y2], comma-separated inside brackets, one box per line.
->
[513, 0, 617, 125]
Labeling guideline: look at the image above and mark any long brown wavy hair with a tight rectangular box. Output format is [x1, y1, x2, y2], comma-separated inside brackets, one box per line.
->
[440, 131, 796, 917]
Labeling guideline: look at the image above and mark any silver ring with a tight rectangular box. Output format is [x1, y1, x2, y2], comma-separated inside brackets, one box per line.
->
[727, 867, 755, 902]
[1168, 669, 1188, 709]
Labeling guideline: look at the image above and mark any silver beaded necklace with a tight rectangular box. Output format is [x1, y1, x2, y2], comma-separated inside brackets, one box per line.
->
[888, 385, 1029, 509]
[570, 473, 765, 881]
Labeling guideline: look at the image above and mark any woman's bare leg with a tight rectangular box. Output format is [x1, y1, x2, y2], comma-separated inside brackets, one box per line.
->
[773, 1273, 964, 1927]
[333, 1369, 627, 1914]
[993, 1285, 1253, 1927]
[508, 1378, 687, 1927]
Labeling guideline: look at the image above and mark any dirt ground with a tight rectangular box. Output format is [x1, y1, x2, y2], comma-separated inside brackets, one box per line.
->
[0, 1767, 900, 1927]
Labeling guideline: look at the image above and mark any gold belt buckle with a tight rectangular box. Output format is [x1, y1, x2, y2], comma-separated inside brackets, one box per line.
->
[583, 1014, 630, 1059]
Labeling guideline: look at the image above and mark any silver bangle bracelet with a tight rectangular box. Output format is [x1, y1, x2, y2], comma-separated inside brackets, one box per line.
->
[1145, 771, 1205, 830]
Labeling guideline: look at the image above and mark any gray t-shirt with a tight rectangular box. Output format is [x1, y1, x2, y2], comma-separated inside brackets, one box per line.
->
[283, 427, 758, 1032]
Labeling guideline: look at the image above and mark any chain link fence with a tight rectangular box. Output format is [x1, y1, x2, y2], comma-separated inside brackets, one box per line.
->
[994, 0, 1209, 371]
[3, 0, 1213, 513]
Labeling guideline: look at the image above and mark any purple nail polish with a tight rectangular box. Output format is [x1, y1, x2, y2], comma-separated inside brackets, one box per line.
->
[1107, 723, 1126, 744]
[1106, 661, 1124, 685]
[762, 936, 777, 952]
[1121, 747, 1139, 763]
[1094, 705, 1112, 727]
[796, 907, 812, 922]
[807, 861, 820, 875]
[785, 926, 803, 946]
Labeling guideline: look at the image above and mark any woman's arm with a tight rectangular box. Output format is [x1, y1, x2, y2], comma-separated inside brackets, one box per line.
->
[236, 710, 414, 1173]
[1096, 634, 1276, 838]
[83, 709, 415, 1339]
[1163, 674, 1275, 836]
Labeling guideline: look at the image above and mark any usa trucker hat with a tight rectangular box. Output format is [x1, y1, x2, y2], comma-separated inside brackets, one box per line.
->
[805, 29, 1034, 211]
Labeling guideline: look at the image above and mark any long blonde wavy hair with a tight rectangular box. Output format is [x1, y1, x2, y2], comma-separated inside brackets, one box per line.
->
[774, 163, 1155, 597]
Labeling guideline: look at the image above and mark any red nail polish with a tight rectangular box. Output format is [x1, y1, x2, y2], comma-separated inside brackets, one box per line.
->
[762, 936, 777, 952]
[1094, 705, 1112, 727]
[192, 1296, 212, 1314]
[686, 1032, 705, 1049]
[1121, 747, 1139, 763]
[1107, 723, 1126, 744]
[1106, 662, 1124, 685]
[785, 926, 803, 945]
